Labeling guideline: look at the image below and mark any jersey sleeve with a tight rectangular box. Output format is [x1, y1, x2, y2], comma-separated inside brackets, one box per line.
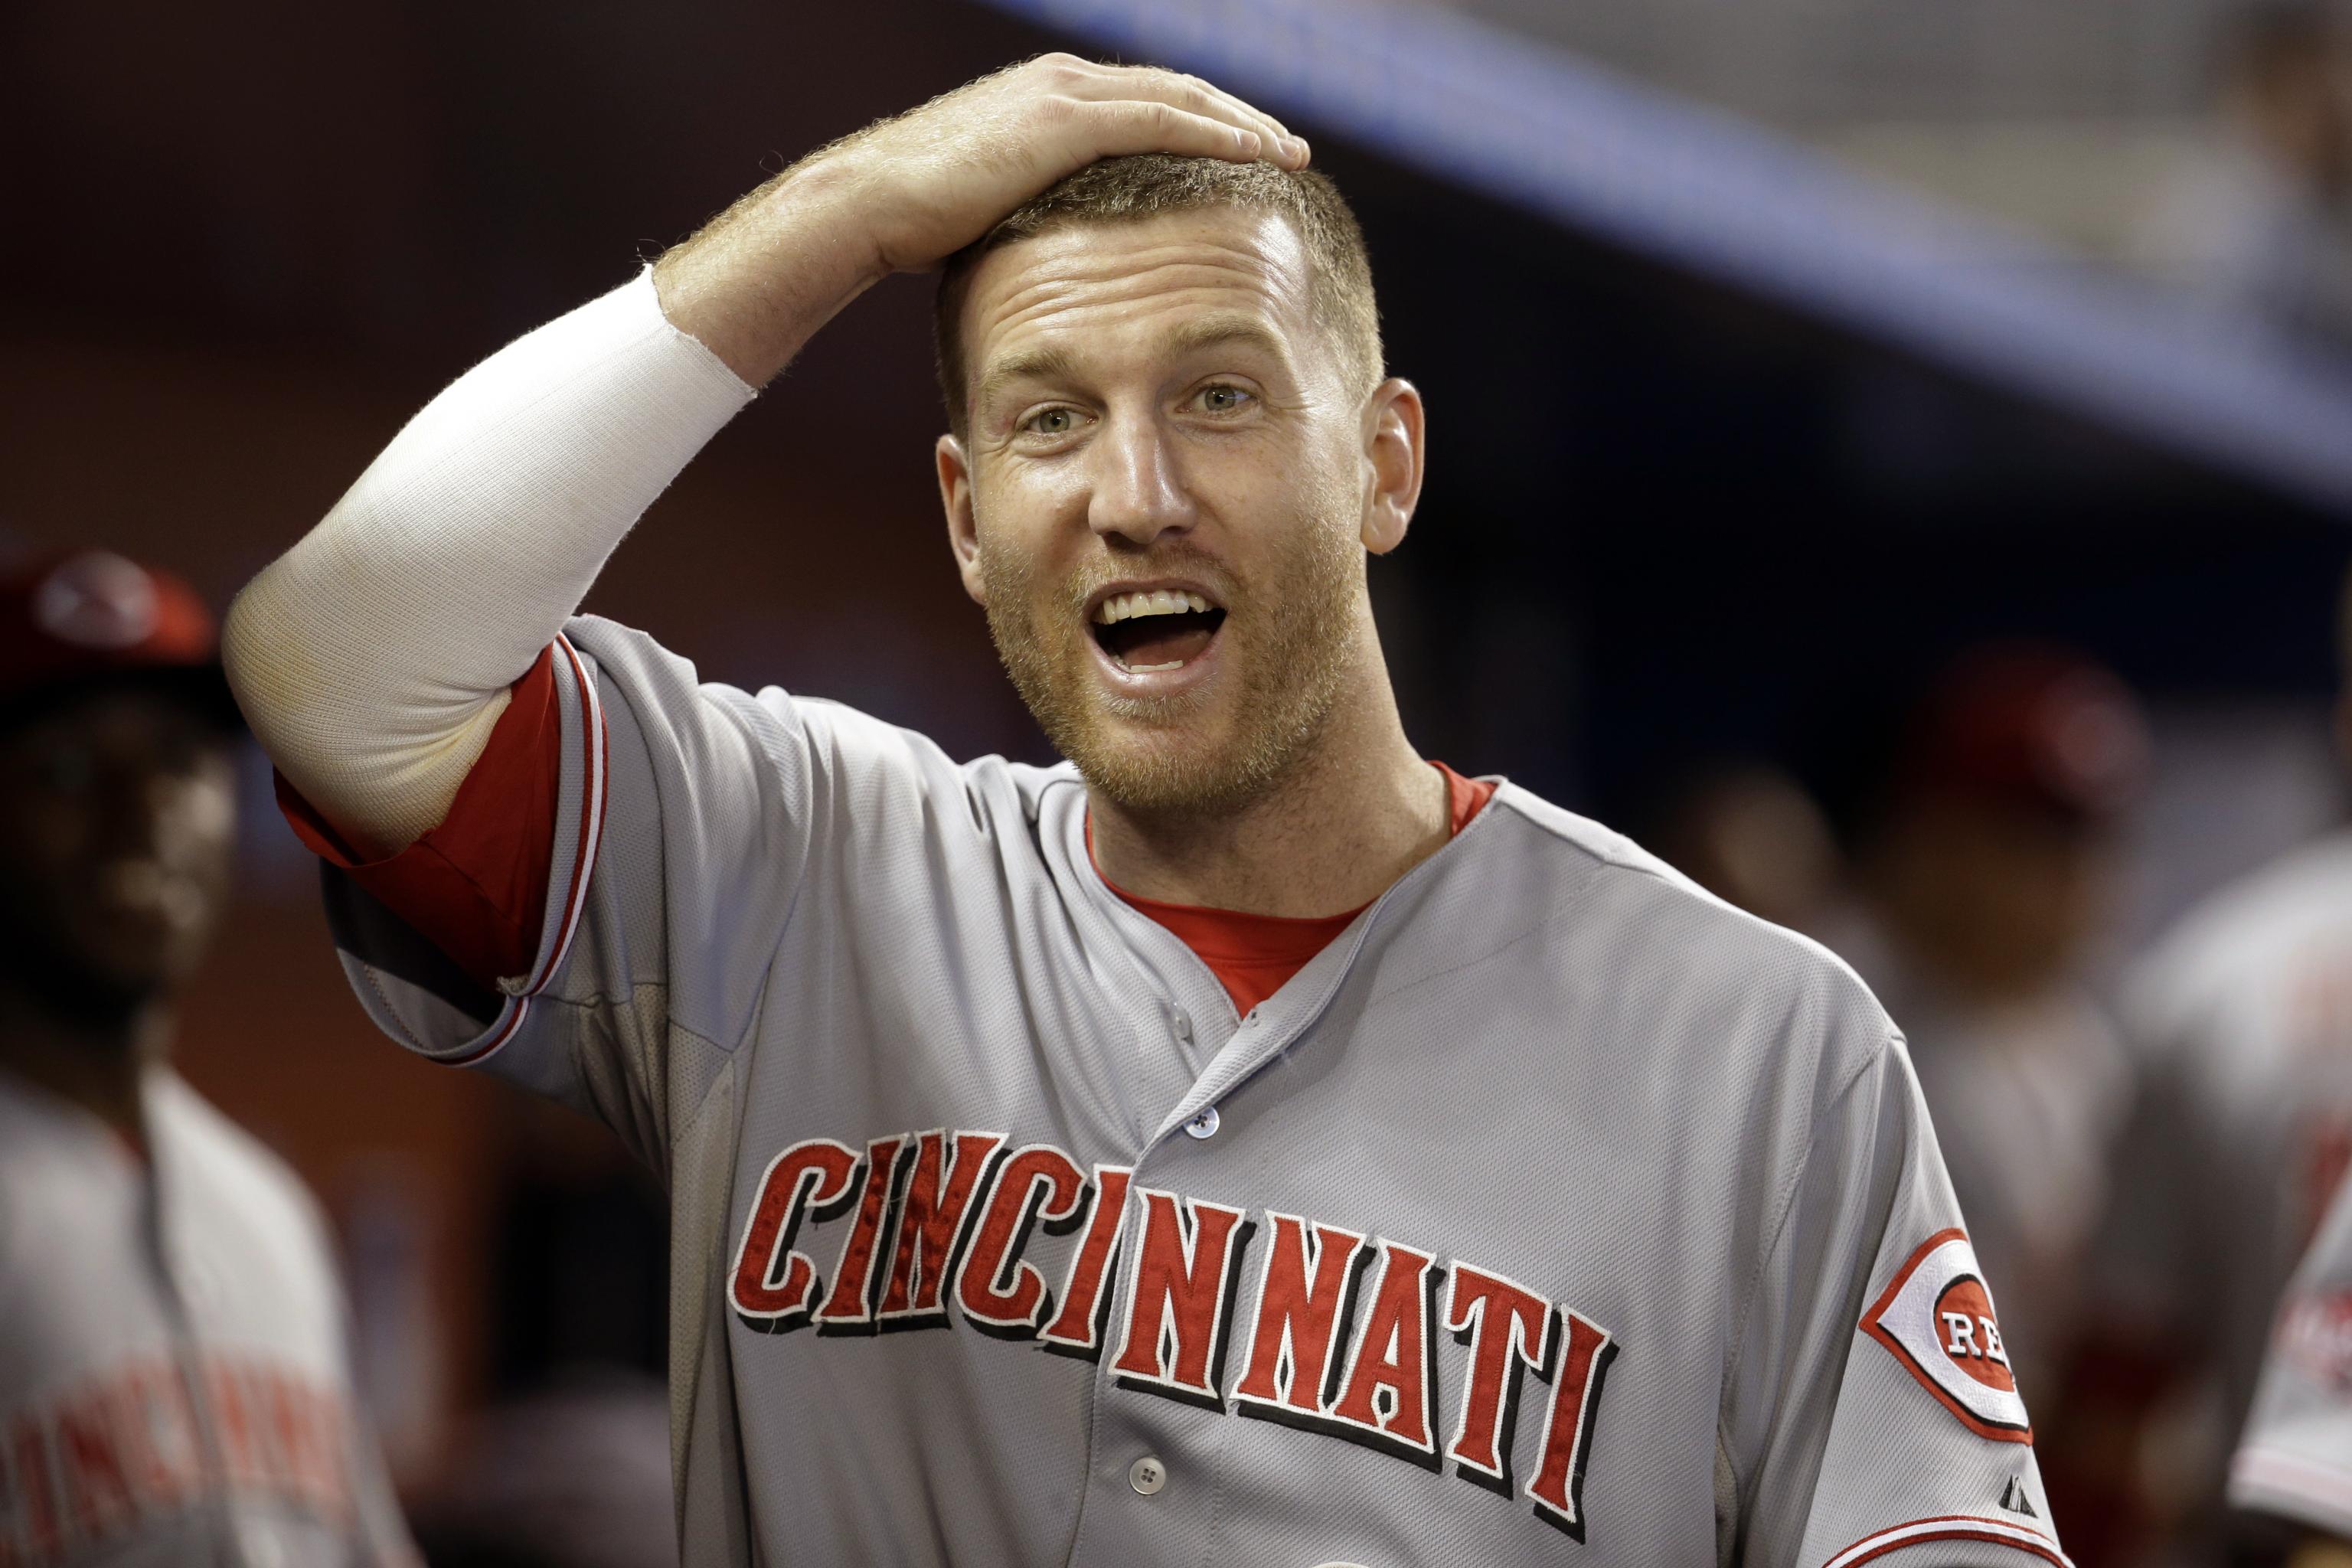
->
[295, 615, 834, 1168]
[275, 645, 569, 992]
[1729, 1034, 2072, 1568]
[2229, 1171, 2352, 1541]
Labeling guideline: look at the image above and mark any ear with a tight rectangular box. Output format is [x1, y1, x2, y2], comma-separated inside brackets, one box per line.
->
[1359, 377, 1425, 556]
[937, 433, 987, 606]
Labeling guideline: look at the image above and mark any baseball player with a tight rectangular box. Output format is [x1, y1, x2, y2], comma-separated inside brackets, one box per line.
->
[0, 550, 416, 1566]
[2232, 1170, 2352, 1563]
[1831, 645, 2147, 1413]
[224, 57, 2069, 1566]
[2077, 579, 2352, 1557]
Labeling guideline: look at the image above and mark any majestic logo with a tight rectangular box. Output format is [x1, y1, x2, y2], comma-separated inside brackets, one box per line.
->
[729, 1127, 1621, 1542]
[1860, 1229, 2031, 1444]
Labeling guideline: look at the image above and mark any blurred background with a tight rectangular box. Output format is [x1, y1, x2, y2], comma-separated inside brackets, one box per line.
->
[6, 0, 2352, 1561]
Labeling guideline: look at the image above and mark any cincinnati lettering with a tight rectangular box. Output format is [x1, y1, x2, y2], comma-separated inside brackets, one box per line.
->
[730, 1128, 1620, 1541]
[0, 1353, 358, 1563]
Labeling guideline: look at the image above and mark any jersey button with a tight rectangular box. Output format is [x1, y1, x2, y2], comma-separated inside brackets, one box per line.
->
[1172, 1010, 1193, 1042]
[1183, 1106, 1220, 1140]
[1128, 1455, 1168, 1496]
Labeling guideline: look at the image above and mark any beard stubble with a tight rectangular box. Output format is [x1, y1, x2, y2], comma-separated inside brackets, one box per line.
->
[978, 501, 1365, 818]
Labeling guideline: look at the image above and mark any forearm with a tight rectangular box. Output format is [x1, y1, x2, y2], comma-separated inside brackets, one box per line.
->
[652, 154, 889, 384]
[224, 266, 757, 854]
[224, 60, 1298, 855]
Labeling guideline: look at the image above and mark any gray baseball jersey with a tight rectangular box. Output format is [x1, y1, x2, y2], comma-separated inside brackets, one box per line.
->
[2102, 832, 2352, 1449]
[2231, 1168, 2352, 1539]
[313, 616, 2068, 1567]
[0, 1067, 416, 1566]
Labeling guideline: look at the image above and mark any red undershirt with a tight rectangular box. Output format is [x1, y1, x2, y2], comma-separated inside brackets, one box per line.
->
[1093, 763, 1494, 1016]
[273, 646, 1497, 1014]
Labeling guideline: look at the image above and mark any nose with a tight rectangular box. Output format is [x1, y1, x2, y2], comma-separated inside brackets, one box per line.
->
[1085, 413, 1195, 547]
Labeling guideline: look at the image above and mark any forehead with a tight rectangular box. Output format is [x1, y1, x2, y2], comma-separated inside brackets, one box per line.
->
[959, 207, 1315, 384]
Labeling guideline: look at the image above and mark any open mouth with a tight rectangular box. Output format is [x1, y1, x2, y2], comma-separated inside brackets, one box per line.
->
[1089, 589, 1228, 674]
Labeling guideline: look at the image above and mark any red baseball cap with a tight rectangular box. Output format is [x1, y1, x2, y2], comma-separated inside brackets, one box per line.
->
[0, 550, 240, 730]
[1894, 643, 2149, 824]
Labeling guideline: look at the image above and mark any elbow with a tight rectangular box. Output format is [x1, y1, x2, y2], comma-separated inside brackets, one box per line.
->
[220, 560, 323, 756]
[220, 570, 276, 721]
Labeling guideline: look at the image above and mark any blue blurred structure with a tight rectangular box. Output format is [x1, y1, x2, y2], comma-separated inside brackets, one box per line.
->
[984, 0, 2352, 516]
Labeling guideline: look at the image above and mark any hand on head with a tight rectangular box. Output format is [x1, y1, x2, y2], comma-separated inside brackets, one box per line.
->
[654, 57, 1311, 385]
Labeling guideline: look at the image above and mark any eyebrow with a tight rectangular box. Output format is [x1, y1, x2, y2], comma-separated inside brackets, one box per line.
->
[973, 345, 1083, 416]
[971, 313, 1299, 417]
[1160, 312, 1295, 369]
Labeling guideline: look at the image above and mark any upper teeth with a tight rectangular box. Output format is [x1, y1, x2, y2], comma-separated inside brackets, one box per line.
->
[1094, 590, 1211, 625]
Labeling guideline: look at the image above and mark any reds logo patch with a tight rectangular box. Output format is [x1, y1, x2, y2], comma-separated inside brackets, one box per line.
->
[1860, 1229, 2031, 1444]
[2275, 1287, 2352, 1391]
[34, 552, 159, 650]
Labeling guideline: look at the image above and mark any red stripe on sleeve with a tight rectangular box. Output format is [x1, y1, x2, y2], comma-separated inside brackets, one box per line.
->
[273, 645, 565, 989]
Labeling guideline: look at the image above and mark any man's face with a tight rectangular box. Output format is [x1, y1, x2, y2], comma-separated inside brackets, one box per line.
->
[939, 207, 1409, 815]
[0, 687, 237, 1008]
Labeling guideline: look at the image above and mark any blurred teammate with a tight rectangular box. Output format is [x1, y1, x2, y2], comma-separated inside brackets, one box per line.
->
[1835, 645, 2150, 1411]
[1644, 758, 1843, 936]
[2232, 1171, 2352, 1566]
[2133, 2, 2352, 353]
[2088, 577, 2352, 1562]
[0, 550, 415, 1565]
[224, 58, 2069, 1564]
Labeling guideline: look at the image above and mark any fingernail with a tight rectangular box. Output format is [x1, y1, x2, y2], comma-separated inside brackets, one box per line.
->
[1285, 136, 1308, 162]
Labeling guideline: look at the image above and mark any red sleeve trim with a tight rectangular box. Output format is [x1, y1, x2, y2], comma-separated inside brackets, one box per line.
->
[1822, 1515, 2073, 1568]
[528, 635, 607, 996]
[436, 644, 605, 1066]
[273, 643, 569, 990]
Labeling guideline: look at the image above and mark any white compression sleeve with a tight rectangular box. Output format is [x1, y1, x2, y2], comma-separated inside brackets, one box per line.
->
[224, 268, 755, 853]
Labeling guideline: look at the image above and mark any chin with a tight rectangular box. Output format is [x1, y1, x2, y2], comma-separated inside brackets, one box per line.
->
[1066, 712, 1289, 818]
[57, 913, 205, 1002]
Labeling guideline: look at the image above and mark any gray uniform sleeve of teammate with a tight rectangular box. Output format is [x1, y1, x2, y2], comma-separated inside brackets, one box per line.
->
[2230, 1171, 2352, 1540]
[315, 614, 848, 1168]
[306, 1186, 425, 1566]
[2089, 949, 2226, 1359]
[1730, 1035, 2068, 1568]
[341, 1351, 424, 1568]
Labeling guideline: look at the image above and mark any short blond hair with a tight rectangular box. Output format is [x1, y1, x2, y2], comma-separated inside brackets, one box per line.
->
[933, 154, 1383, 439]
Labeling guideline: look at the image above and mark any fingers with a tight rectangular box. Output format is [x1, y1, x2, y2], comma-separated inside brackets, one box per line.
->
[1169, 71, 1309, 169]
[1041, 58, 1308, 169]
[1074, 98, 1273, 166]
